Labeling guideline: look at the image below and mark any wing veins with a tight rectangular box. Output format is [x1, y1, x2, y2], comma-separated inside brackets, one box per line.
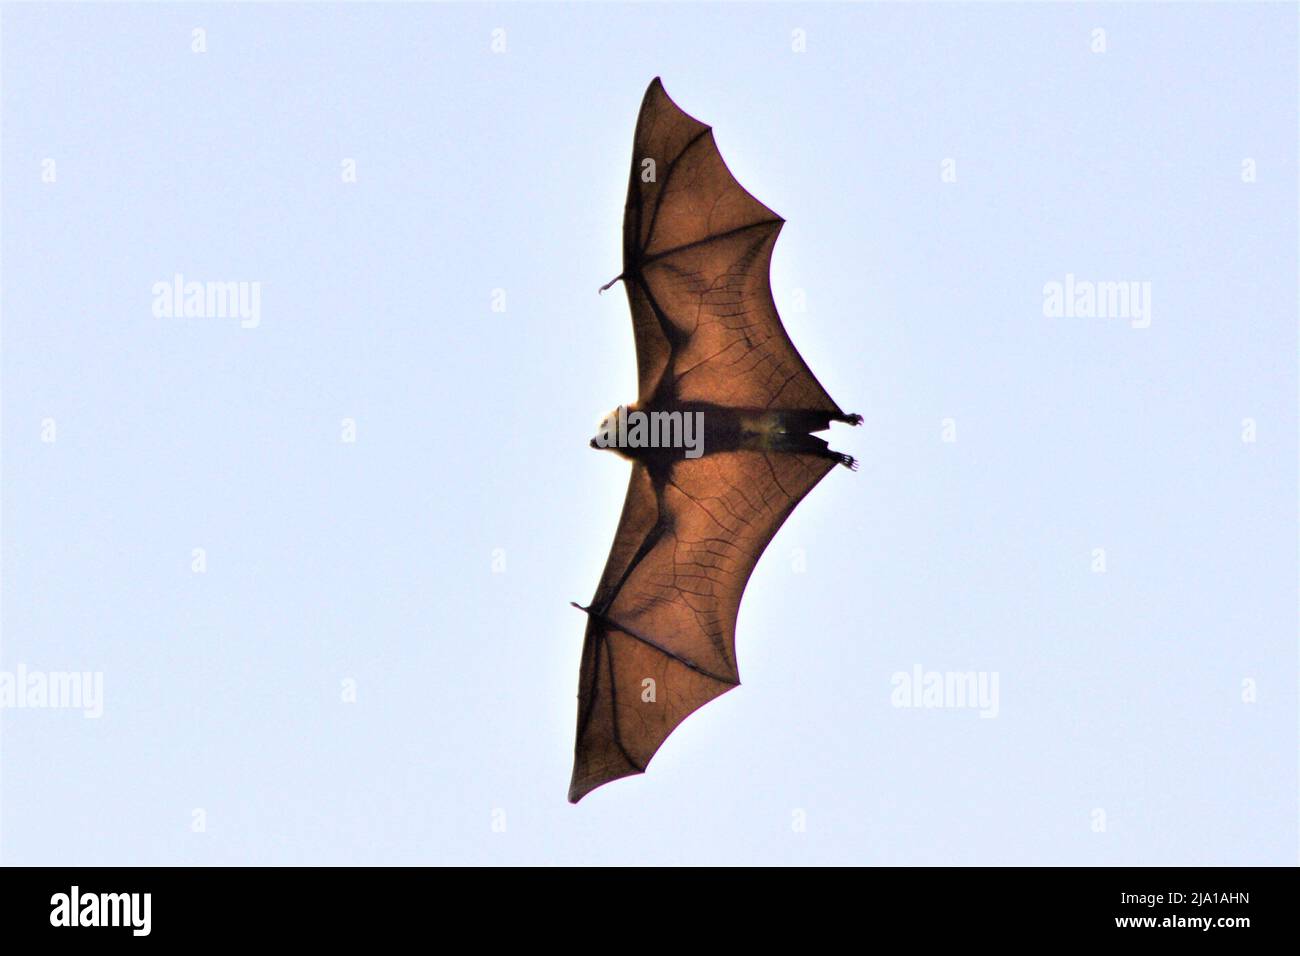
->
[641, 127, 712, 255]
[593, 606, 740, 686]
[641, 218, 783, 268]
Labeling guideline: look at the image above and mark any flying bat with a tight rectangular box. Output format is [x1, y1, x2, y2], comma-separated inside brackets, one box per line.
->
[569, 78, 861, 803]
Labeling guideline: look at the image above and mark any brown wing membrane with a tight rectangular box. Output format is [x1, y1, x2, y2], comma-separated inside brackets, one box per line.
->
[571, 78, 850, 802]
[569, 452, 836, 803]
[621, 78, 842, 414]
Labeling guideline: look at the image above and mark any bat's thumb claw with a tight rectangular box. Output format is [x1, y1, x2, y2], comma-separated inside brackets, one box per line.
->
[598, 273, 625, 295]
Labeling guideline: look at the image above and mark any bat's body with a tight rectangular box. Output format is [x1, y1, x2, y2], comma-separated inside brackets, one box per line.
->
[569, 78, 860, 803]
[592, 403, 860, 469]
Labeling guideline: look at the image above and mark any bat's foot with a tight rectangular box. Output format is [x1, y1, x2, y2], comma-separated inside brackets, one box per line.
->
[833, 452, 858, 471]
[837, 413, 863, 427]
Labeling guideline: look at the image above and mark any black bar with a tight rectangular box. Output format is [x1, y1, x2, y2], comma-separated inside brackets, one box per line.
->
[0, 866, 1289, 942]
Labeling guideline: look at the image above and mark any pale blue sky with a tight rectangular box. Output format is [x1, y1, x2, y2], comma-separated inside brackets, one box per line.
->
[1, 2, 1295, 865]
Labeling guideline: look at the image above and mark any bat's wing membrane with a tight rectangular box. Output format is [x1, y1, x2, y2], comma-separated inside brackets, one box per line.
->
[569, 452, 835, 803]
[571, 78, 850, 803]
[622, 78, 842, 414]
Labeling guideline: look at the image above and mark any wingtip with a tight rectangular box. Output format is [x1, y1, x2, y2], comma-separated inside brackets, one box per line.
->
[567, 782, 591, 805]
[568, 766, 645, 804]
[567, 779, 593, 804]
[640, 76, 669, 115]
[638, 76, 715, 139]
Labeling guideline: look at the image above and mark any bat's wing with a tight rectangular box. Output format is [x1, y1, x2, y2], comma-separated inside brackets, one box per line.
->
[569, 451, 835, 802]
[570, 78, 852, 802]
[621, 77, 844, 414]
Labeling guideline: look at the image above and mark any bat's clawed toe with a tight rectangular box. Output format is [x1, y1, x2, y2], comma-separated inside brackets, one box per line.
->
[834, 452, 859, 471]
[842, 413, 864, 427]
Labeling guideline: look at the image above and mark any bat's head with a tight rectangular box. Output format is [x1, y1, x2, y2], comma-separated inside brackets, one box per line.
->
[589, 405, 638, 459]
